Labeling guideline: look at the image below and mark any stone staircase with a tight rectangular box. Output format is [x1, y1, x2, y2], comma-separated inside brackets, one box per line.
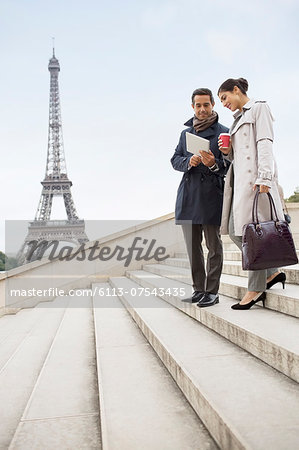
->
[1, 296, 101, 449]
[0, 236, 299, 449]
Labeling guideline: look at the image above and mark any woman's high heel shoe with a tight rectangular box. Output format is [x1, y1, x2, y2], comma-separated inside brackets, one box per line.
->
[231, 292, 266, 310]
[266, 272, 286, 290]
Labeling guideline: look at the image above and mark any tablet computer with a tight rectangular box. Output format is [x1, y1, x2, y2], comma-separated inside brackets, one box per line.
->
[186, 132, 210, 154]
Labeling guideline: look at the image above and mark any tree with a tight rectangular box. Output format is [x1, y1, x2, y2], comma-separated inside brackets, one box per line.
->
[0, 251, 5, 271]
[286, 187, 299, 203]
[0, 251, 18, 271]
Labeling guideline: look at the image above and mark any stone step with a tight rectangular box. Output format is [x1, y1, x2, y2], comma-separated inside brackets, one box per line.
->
[92, 283, 217, 450]
[9, 294, 101, 450]
[109, 276, 299, 450]
[126, 270, 299, 383]
[221, 273, 299, 318]
[175, 250, 243, 261]
[165, 257, 299, 285]
[0, 308, 50, 370]
[292, 234, 299, 249]
[143, 263, 299, 318]
[176, 250, 299, 262]
[0, 298, 68, 449]
[223, 261, 299, 285]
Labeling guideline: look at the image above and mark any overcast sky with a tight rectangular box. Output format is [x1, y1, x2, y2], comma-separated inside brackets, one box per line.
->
[1, 0, 299, 251]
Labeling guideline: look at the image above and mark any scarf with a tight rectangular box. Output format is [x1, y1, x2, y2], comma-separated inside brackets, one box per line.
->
[193, 111, 218, 132]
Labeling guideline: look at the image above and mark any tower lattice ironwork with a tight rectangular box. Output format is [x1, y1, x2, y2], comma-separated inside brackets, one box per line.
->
[18, 49, 88, 264]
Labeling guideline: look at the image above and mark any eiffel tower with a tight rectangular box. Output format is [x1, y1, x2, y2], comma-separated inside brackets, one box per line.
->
[18, 48, 88, 264]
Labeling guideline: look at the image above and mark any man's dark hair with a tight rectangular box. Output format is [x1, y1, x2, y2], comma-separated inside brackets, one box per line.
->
[191, 88, 214, 105]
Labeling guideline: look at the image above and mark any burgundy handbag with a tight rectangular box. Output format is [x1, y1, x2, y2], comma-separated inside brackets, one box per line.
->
[242, 191, 298, 270]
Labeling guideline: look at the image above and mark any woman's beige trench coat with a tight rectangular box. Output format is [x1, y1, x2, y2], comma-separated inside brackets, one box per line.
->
[221, 99, 284, 236]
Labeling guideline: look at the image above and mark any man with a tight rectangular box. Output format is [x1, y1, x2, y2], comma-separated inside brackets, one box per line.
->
[171, 88, 229, 307]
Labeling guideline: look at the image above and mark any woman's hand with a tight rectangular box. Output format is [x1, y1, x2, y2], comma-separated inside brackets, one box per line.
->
[253, 184, 270, 193]
[218, 138, 231, 155]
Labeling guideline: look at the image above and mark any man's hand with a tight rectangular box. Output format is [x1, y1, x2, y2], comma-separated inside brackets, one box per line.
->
[199, 150, 215, 167]
[189, 155, 201, 167]
[253, 184, 270, 193]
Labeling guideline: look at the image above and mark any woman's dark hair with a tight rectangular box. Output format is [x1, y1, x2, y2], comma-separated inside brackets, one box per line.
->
[217, 78, 248, 95]
[192, 88, 214, 104]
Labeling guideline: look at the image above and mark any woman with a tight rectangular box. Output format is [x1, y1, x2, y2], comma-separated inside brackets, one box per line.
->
[217, 77, 286, 310]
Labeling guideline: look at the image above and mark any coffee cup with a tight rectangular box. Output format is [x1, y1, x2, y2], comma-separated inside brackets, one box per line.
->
[219, 133, 231, 148]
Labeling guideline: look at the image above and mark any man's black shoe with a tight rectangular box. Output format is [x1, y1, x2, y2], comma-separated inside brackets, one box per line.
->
[197, 293, 219, 308]
[182, 291, 204, 303]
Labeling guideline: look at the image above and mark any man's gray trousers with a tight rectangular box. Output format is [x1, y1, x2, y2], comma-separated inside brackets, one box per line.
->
[182, 224, 223, 295]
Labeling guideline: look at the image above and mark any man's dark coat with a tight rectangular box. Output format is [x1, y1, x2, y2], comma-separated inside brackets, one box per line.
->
[171, 117, 229, 225]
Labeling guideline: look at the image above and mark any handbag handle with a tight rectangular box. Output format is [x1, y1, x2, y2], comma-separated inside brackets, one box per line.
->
[252, 190, 280, 224]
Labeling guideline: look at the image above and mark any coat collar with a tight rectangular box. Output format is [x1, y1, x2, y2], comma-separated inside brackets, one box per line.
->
[231, 98, 257, 135]
[184, 117, 194, 127]
[233, 98, 256, 119]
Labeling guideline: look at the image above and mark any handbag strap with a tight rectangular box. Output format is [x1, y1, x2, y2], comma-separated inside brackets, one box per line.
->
[252, 190, 279, 224]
